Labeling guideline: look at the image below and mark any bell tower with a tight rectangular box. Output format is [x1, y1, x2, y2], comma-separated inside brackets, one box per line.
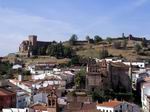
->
[47, 89, 58, 112]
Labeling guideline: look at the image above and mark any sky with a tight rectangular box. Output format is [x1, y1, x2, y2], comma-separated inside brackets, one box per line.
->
[0, 0, 150, 56]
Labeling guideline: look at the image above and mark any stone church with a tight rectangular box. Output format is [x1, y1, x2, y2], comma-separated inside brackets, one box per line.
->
[86, 59, 132, 92]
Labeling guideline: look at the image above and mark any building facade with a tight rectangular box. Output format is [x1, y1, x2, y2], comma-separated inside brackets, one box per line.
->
[86, 59, 131, 92]
[0, 88, 16, 110]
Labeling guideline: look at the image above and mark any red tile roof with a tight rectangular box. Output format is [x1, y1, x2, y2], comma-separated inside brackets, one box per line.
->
[0, 88, 15, 96]
[97, 100, 122, 108]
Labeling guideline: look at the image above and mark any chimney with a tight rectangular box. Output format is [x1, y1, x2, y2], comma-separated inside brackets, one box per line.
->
[18, 74, 23, 82]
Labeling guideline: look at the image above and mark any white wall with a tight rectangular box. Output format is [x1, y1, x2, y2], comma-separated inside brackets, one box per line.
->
[2, 108, 33, 112]
[33, 93, 48, 104]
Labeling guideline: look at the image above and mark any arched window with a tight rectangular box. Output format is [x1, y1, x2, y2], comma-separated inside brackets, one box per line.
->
[52, 100, 55, 106]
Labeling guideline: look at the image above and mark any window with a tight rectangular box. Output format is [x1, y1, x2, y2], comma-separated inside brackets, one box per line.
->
[18, 100, 21, 102]
[52, 100, 55, 106]
[48, 100, 51, 106]
[120, 105, 122, 108]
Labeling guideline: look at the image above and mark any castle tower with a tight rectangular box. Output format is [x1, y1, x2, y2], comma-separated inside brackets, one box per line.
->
[28, 35, 37, 47]
[122, 33, 125, 38]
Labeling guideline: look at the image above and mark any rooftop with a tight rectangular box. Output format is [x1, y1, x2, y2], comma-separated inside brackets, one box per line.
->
[0, 88, 15, 96]
[97, 100, 122, 108]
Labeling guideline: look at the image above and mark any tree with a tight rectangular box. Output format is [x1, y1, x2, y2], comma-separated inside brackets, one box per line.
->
[134, 43, 142, 53]
[70, 55, 80, 65]
[99, 48, 109, 59]
[106, 37, 112, 44]
[46, 42, 74, 59]
[141, 40, 147, 47]
[63, 46, 74, 58]
[74, 69, 86, 89]
[92, 90, 105, 102]
[94, 35, 103, 43]
[86, 35, 90, 41]
[38, 46, 47, 55]
[69, 34, 78, 45]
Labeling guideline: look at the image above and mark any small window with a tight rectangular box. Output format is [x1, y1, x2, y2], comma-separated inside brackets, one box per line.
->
[52, 100, 55, 106]
[120, 105, 122, 108]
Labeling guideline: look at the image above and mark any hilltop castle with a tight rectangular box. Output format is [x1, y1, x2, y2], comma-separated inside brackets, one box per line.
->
[19, 35, 51, 56]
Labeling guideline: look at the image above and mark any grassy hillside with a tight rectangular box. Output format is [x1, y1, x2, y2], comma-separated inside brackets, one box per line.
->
[71, 40, 150, 61]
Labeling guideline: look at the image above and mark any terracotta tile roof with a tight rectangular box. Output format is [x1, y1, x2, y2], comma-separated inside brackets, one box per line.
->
[65, 102, 99, 112]
[30, 103, 47, 111]
[144, 77, 150, 82]
[97, 100, 122, 108]
[0, 88, 15, 96]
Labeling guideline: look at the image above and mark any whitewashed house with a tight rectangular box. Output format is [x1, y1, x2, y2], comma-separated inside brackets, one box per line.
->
[96, 100, 140, 112]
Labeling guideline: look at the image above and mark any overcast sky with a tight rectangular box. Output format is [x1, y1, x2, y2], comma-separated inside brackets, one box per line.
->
[0, 0, 150, 56]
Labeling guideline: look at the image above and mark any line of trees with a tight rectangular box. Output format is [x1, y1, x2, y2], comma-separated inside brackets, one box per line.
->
[32, 42, 75, 59]
[69, 34, 103, 45]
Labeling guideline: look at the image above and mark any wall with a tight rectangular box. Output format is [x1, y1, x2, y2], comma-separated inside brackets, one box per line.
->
[0, 94, 16, 110]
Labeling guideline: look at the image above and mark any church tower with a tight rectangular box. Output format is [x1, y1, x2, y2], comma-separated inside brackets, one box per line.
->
[47, 89, 58, 112]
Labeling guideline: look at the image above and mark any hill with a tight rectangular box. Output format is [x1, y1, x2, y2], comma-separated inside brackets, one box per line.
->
[68, 39, 150, 61]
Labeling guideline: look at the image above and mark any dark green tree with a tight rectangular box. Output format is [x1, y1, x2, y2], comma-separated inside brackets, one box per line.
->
[134, 43, 142, 53]
[74, 69, 86, 89]
[86, 35, 90, 41]
[94, 35, 103, 43]
[38, 46, 47, 55]
[141, 40, 147, 47]
[69, 34, 78, 45]
[46, 43, 74, 59]
[106, 37, 112, 44]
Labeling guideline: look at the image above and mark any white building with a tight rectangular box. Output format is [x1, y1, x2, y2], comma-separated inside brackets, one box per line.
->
[2, 108, 33, 112]
[95, 58, 146, 68]
[123, 62, 145, 68]
[96, 100, 140, 112]
[96, 100, 124, 112]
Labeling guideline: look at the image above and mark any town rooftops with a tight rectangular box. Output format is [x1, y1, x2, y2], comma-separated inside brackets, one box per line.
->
[97, 100, 122, 108]
[0, 88, 15, 96]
